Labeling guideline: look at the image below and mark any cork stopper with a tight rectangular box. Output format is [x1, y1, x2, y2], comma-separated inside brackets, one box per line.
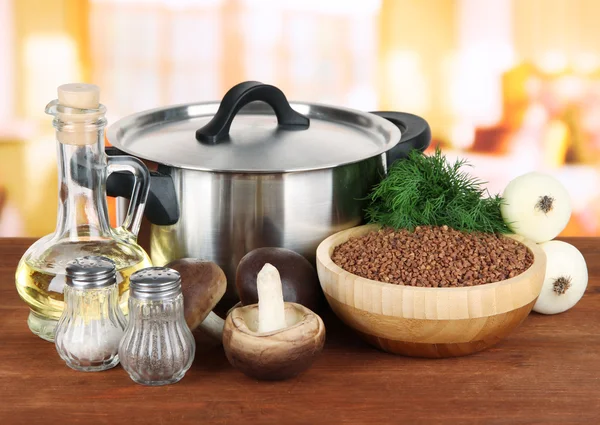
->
[58, 83, 100, 110]
[55, 83, 104, 146]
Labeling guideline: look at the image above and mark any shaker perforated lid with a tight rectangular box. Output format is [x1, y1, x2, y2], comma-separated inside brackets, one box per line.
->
[129, 267, 182, 300]
[65, 256, 117, 288]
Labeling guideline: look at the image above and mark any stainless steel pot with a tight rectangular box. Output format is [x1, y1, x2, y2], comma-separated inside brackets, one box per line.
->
[105, 81, 430, 312]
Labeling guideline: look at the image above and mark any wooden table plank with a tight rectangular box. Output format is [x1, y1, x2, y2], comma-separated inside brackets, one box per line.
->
[1, 237, 599, 425]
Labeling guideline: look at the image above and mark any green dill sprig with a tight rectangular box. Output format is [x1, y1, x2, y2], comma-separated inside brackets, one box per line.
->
[365, 148, 510, 234]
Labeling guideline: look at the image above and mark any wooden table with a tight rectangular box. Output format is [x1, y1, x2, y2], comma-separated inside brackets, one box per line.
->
[1, 238, 599, 424]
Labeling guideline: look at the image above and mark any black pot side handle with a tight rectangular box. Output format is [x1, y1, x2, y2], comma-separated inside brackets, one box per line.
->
[196, 81, 310, 144]
[370, 111, 431, 166]
[105, 147, 180, 226]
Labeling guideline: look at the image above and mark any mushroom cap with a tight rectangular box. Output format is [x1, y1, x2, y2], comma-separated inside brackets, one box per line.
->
[166, 258, 227, 331]
[222, 302, 325, 380]
[236, 247, 322, 312]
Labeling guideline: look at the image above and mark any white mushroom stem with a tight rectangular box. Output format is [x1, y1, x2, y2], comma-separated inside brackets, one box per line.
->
[198, 311, 225, 341]
[257, 263, 287, 333]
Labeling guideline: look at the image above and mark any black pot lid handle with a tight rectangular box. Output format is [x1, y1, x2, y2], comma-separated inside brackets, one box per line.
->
[196, 81, 310, 144]
[106, 82, 405, 173]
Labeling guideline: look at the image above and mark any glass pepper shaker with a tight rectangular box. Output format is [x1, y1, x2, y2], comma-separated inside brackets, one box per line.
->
[55, 256, 127, 372]
[119, 267, 195, 386]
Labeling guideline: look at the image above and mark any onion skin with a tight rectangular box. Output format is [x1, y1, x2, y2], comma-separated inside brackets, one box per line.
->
[500, 172, 572, 243]
[533, 240, 588, 315]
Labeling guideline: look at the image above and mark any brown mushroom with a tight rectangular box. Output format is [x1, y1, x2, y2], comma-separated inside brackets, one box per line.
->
[165, 258, 227, 331]
[223, 263, 325, 380]
[236, 247, 322, 312]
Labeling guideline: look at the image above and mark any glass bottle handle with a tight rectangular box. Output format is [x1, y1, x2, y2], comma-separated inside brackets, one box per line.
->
[106, 156, 150, 238]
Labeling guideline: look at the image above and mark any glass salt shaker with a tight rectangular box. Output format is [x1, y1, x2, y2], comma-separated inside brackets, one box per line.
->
[55, 256, 127, 372]
[119, 267, 196, 386]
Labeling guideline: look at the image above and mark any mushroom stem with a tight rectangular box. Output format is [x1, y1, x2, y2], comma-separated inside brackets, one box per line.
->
[257, 263, 287, 333]
[198, 311, 225, 341]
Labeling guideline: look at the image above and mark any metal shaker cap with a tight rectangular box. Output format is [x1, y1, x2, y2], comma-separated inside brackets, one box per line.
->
[129, 267, 182, 300]
[65, 256, 117, 289]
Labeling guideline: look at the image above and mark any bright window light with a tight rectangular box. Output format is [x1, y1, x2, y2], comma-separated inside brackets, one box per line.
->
[90, 0, 224, 6]
[24, 34, 80, 120]
[241, 0, 381, 15]
[385, 51, 429, 114]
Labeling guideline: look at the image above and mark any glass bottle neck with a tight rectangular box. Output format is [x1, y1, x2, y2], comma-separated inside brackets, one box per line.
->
[54, 126, 112, 240]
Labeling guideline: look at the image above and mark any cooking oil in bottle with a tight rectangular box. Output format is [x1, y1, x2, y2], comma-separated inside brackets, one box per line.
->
[16, 240, 151, 341]
[15, 83, 153, 342]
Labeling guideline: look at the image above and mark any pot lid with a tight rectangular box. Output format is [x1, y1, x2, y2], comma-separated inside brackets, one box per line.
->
[106, 81, 401, 173]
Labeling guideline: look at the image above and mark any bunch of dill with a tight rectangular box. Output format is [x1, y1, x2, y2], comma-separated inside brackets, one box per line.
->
[365, 148, 510, 234]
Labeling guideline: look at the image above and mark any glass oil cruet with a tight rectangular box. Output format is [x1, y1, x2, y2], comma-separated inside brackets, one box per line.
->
[15, 83, 153, 342]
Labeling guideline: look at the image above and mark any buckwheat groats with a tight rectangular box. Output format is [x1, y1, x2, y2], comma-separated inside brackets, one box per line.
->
[331, 226, 533, 287]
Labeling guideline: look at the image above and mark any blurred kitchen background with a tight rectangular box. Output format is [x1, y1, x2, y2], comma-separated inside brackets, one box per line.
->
[1, 0, 600, 237]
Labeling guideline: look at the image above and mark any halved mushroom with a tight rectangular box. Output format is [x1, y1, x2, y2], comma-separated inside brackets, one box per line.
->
[223, 263, 325, 380]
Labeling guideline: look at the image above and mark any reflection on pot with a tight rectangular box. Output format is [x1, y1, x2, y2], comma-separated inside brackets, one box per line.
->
[148, 156, 385, 311]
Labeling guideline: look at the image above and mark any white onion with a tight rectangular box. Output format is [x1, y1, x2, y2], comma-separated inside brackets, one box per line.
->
[533, 240, 588, 315]
[500, 172, 571, 243]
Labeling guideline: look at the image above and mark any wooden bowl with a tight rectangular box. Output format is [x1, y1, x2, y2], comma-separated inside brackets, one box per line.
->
[316, 224, 546, 358]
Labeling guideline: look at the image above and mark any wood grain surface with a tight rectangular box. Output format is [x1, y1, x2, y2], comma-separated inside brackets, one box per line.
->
[1, 237, 599, 424]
